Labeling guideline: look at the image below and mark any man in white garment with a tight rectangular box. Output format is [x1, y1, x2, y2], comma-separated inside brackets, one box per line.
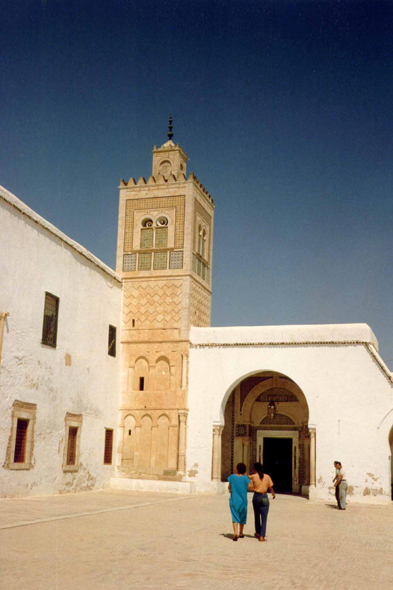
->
[333, 461, 348, 510]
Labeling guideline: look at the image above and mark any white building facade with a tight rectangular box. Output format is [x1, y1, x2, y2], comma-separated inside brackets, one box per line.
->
[186, 325, 393, 504]
[0, 186, 122, 497]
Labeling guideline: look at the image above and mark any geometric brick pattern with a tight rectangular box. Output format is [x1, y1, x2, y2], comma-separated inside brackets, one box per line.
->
[190, 279, 211, 327]
[123, 280, 182, 328]
[124, 196, 185, 252]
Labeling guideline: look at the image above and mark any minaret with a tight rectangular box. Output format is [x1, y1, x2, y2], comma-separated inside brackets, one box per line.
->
[115, 119, 214, 478]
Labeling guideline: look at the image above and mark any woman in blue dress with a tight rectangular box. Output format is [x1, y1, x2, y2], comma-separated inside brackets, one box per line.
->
[228, 462, 250, 541]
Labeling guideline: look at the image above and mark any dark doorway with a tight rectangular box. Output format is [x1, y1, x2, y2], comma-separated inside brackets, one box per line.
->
[263, 437, 292, 494]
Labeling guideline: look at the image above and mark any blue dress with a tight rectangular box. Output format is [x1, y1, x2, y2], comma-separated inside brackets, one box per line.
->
[228, 474, 250, 524]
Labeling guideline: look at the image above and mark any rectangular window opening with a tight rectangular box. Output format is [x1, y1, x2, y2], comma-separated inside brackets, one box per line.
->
[104, 429, 113, 465]
[108, 325, 116, 357]
[14, 419, 29, 463]
[67, 426, 78, 465]
[139, 376, 145, 391]
[42, 292, 59, 347]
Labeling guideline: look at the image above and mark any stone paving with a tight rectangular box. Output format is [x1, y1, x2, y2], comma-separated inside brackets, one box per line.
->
[0, 489, 392, 590]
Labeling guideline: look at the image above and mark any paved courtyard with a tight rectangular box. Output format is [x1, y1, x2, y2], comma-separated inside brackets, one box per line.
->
[0, 489, 392, 590]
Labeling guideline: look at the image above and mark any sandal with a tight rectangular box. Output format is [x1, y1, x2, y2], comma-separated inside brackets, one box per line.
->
[233, 535, 238, 541]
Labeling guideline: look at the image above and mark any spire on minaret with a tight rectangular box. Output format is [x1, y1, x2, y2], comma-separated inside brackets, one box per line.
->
[168, 115, 174, 141]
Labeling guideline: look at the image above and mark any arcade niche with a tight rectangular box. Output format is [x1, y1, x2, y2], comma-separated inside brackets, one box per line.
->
[221, 371, 311, 495]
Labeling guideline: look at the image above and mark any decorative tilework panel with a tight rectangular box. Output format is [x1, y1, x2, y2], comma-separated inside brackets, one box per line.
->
[138, 252, 152, 271]
[155, 227, 168, 248]
[124, 196, 185, 252]
[153, 251, 167, 270]
[140, 228, 153, 249]
[169, 251, 183, 269]
[123, 254, 137, 272]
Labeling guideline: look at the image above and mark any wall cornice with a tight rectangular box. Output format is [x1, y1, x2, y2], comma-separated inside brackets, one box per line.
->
[190, 340, 393, 385]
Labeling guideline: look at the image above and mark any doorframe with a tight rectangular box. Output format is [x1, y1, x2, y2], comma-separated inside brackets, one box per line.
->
[257, 430, 300, 493]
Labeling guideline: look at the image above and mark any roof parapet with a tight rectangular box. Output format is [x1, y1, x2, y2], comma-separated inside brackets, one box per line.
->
[118, 171, 214, 203]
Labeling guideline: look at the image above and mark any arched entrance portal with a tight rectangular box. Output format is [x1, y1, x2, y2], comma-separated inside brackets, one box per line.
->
[221, 371, 311, 495]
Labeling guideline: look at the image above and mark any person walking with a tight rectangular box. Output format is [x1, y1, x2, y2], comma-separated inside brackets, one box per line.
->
[228, 462, 250, 541]
[333, 461, 348, 510]
[249, 462, 275, 542]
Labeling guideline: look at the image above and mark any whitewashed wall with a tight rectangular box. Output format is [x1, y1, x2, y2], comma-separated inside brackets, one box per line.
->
[187, 325, 393, 503]
[0, 187, 122, 497]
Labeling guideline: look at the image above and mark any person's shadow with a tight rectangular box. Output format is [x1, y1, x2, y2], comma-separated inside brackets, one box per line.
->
[220, 533, 255, 540]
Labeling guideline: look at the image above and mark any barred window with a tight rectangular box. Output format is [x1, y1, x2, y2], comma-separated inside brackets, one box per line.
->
[5, 401, 37, 470]
[42, 292, 59, 347]
[140, 228, 154, 249]
[108, 325, 116, 357]
[13, 419, 29, 463]
[66, 427, 78, 466]
[138, 252, 152, 271]
[104, 429, 113, 465]
[123, 253, 136, 272]
[169, 251, 183, 269]
[153, 251, 167, 270]
[63, 413, 82, 472]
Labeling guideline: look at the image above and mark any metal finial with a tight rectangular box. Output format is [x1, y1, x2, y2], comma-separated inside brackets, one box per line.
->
[168, 115, 174, 141]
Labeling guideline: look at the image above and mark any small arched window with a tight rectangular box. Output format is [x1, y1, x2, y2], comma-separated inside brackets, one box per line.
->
[134, 357, 149, 391]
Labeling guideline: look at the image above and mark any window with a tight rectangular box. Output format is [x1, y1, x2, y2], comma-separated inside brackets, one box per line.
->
[197, 224, 207, 259]
[192, 254, 210, 284]
[42, 292, 59, 347]
[104, 429, 113, 465]
[4, 401, 37, 470]
[67, 427, 78, 465]
[139, 376, 145, 391]
[14, 419, 29, 463]
[63, 413, 82, 472]
[108, 325, 116, 357]
[139, 217, 169, 251]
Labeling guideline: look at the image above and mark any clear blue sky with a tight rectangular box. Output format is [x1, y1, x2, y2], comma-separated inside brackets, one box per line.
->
[2, 1, 393, 367]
